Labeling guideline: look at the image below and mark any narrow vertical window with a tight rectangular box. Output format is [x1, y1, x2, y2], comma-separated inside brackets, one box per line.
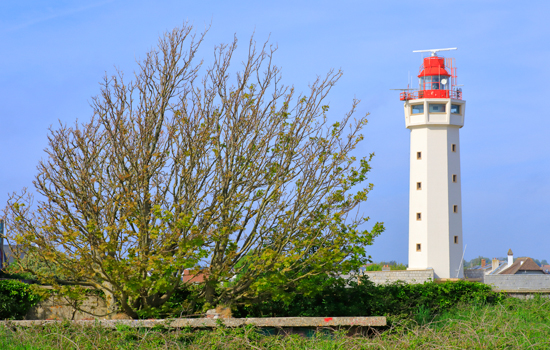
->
[416, 212, 422, 221]
[454, 236, 458, 244]
[451, 144, 456, 152]
[452, 174, 457, 183]
[416, 182, 422, 190]
[416, 243, 422, 252]
[453, 205, 458, 213]
[417, 151, 422, 160]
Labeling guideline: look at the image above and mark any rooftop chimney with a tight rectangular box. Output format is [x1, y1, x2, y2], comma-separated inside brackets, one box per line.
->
[481, 259, 486, 268]
[508, 249, 513, 267]
[492, 258, 499, 272]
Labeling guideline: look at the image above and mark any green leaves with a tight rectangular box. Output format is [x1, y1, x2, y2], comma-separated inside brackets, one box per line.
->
[235, 277, 505, 321]
[0, 280, 43, 320]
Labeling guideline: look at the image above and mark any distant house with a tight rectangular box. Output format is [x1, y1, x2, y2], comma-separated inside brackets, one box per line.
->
[466, 257, 508, 276]
[465, 249, 548, 277]
[500, 257, 546, 275]
[0, 220, 5, 269]
[181, 269, 208, 283]
[0, 220, 27, 269]
[1, 245, 26, 269]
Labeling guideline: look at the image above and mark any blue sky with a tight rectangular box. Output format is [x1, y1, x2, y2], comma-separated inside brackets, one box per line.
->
[1, 1, 549, 263]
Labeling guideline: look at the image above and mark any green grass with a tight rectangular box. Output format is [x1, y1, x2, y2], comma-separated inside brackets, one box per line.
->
[1, 297, 549, 349]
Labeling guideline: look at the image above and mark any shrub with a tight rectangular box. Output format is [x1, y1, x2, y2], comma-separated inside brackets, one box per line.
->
[135, 284, 206, 319]
[0, 280, 42, 319]
[234, 275, 505, 321]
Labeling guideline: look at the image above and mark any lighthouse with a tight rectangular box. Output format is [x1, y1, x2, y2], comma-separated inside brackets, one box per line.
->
[400, 48, 465, 279]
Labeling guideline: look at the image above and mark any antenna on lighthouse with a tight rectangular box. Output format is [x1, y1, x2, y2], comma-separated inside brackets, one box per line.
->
[412, 47, 457, 56]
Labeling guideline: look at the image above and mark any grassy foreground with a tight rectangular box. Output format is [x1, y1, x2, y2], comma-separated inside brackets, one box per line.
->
[1, 297, 549, 349]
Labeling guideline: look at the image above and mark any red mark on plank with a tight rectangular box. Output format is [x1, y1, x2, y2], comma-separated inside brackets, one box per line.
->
[324, 317, 333, 322]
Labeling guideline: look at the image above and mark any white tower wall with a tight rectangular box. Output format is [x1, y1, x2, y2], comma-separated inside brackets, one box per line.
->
[404, 98, 466, 278]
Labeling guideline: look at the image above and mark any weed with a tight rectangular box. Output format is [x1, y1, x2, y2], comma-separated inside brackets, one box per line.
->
[0, 297, 549, 349]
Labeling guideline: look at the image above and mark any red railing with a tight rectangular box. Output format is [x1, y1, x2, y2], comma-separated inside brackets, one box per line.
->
[400, 89, 462, 101]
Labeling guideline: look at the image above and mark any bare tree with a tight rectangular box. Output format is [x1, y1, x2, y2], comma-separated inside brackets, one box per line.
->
[4, 23, 383, 318]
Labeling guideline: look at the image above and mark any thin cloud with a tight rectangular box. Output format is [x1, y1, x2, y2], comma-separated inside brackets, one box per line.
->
[3, 0, 116, 33]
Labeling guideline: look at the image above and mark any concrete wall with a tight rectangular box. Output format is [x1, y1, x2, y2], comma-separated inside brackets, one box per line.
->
[363, 270, 434, 285]
[484, 275, 550, 291]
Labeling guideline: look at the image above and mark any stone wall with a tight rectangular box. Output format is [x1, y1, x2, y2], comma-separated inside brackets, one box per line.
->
[363, 270, 434, 285]
[484, 274, 550, 291]
[506, 292, 550, 299]
[27, 294, 109, 320]
[8, 316, 387, 328]
[464, 269, 485, 280]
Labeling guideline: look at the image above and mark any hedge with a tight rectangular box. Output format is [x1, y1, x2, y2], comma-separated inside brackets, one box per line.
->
[0, 280, 42, 319]
[234, 276, 505, 320]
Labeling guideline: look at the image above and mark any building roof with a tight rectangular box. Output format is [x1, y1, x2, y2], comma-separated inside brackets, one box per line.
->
[468, 260, 509, 275]
[489, 261, 510, 275]
[182, 269, 208, 283]
[500, 257, 543, 275]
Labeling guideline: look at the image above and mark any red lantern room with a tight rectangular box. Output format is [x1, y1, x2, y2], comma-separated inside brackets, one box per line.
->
[400, 48, 462, 101]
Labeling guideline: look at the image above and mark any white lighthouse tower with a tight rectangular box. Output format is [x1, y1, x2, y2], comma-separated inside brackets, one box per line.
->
[400, 48, 466, 279]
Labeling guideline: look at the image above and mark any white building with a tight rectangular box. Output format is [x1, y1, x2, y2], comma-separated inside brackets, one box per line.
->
[400, 48, 466, 278]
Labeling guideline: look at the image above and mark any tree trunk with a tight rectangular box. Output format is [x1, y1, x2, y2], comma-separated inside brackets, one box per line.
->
[204, 281, 216, 306]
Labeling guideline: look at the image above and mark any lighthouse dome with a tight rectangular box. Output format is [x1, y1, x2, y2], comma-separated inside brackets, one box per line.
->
[418, 57, 450, 77]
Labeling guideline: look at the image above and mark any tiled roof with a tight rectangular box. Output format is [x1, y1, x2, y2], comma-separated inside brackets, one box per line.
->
[182, 269, 208, 283]
[500, 257, 543, 275]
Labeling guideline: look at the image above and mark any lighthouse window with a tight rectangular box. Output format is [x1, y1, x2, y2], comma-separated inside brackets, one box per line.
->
[454, 236, 458, 244]
[429, 104, 446, 113]
[453, 205, 458, 213]
[451, 104, 461, 114]
[417, 182, 422, 190]
[416, 243, 422, 252]
[417, 151, 422, 160]
[421, 76, 436, 89]
[420, 76, 431, 90]
[451, 144, 457, 152]
[420, 76, 450, 90]
[416, 212, 422, 221]
[452, 174, 457, 183]
[411, 104, 424, 114]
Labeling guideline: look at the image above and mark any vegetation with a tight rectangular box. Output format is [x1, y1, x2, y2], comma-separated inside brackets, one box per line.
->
[364, 261, 407, 271]
[463, 256, 491, 269]
[0, 280, 42, 320]
[234, 279, 504, 321]
[2, 252, 68, 282]
[128, 278, 502, 320]
[0, 296, 549, 349]
[2, 23, 382, 318]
